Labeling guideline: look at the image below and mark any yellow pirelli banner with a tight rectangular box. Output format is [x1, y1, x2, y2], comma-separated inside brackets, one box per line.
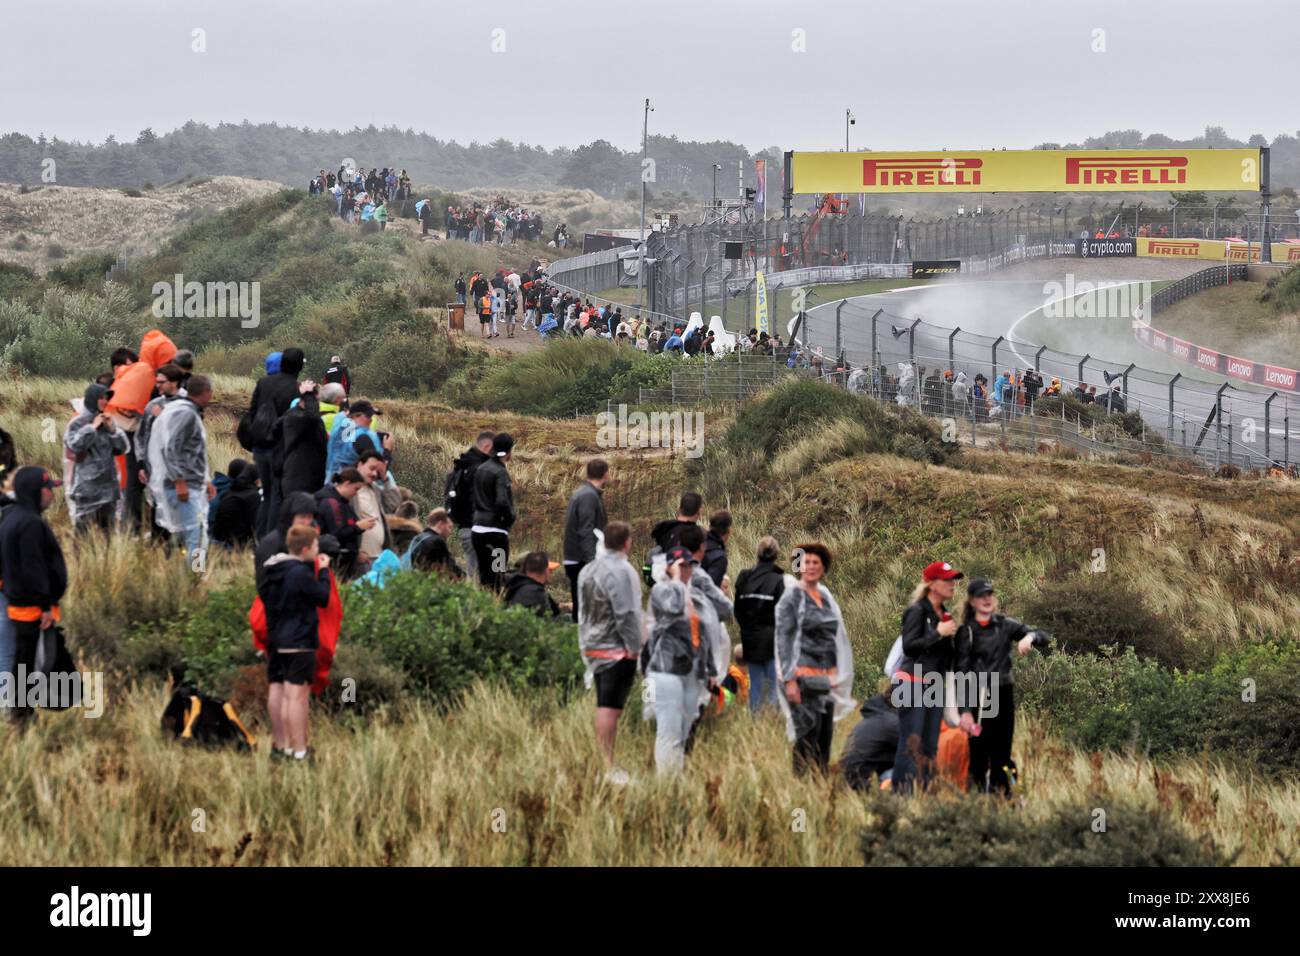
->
[790, 149, 1262, 194]
[1137, 238, 1300, 262]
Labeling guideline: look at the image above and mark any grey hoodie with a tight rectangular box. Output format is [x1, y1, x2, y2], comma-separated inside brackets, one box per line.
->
[64, 383, 128, 509]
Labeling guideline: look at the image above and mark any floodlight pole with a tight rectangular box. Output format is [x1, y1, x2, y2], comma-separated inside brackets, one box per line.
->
[638, 98, 652, 313]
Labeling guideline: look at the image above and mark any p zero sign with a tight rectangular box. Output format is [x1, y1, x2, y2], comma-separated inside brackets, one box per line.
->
[789, 149, 1262, 194]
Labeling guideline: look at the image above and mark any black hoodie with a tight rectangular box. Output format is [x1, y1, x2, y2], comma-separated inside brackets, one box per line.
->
[279, 391, 329, 497]
[650, 518, 698, 553]
[248, 347, 305, 450]
[213, 464, 261, 547]
[0, 466, 67, 612]
[841, 694, 900, 790]
[503, 572, 560, 618]
[255, 491, 319, 597]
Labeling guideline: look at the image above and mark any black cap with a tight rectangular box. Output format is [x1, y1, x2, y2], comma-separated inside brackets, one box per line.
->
[493, 433, 515, 457]
[350, 400, 381, 417]
[967, 578, 995, 598]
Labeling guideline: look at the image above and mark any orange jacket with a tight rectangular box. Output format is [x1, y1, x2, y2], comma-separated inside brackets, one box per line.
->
[107, 329, 178, 417]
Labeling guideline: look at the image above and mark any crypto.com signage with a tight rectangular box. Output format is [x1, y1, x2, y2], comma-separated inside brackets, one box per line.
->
[789, 149, 1262, 194]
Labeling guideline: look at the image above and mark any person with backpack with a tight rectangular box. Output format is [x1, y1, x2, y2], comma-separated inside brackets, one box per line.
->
[445, 432, 494, 581]
[576, 520, 643, 785]
[503, 552, 563, 618]
[0, 467, 66, 723]
[262, 525, 332, 764]
[733, 535, 785, 713]
[774, 542, 855, 776]
[644, 532, 731, 776]
[478, 290, 495, 338]
[246, 347, 305, 537]
[64, 383, 129, 533]
[405, 508, 462, 577]
[471, 433, 516, 590]
[562, 458, 609, 622]
[701, 510, 731, 587]
[890, 560, 963, 794]
[954, 578, 1050, 796]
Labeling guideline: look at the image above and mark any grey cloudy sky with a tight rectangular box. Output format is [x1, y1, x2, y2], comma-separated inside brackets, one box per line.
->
[5, 0, 1296, 150]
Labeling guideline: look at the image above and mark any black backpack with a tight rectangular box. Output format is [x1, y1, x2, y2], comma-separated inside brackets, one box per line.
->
[161, 685, 256, 750]
[443, 460, 478, 526]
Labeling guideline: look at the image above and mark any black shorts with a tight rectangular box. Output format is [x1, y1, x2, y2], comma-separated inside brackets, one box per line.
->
[594, 658, 637, 710]
[268, 649, 316, 686]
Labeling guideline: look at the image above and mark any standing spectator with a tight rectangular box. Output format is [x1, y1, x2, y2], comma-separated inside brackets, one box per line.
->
[135, 363, 187, 492]
[255, 492, 319, 596]
[891, 560, 963, 794]
[650, 492, 703, 553]
[504, 551, 562, 618]
[324, 400, 384, 486]
[0, 469, 14, 710]
[263, 524, 331, 763]
[454, 273, 467, 305]
[445, 432, 494, 580]
[322, 356, 351, 396]
[353, 451, 391, 562]
[576, 521, 643, 785]
[147, 375, 216, 566]
[279, 381, 328, 498]
[644, 540, 726, 776]
[471, 433, 516, 590]
[248, 347, 305, 537]
[314, 470, 372, 581]
[0, 467, 66, 723]
[775, 542, 855, 776]
[954, 578, 1050, 796]
[64, 383, 128, 533]
[562, 459, 609, 621]
[701, 510, 731, 587]
[733, 536, 785, 713]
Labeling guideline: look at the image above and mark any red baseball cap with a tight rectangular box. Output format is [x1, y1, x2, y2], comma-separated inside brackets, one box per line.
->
[922, 561, 964, 582]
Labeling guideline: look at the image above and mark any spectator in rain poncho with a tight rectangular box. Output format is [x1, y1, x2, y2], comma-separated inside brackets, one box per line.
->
[951, 371, 969, 408]
[774, 541, 855, 776]
[847, 366, 869, 394]
[147, 376, 215, 565]
[64, 383, 130, 533]
[895, 363, 917, 408]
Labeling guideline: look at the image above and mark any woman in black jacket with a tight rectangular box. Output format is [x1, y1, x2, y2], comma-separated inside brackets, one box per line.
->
[733, 536, 784, 712]
[954, 578, 1050, 796]
[890, 561, 963, 794]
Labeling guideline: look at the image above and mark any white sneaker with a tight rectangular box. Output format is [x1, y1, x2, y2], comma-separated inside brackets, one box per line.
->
[603, 767, 631, 787]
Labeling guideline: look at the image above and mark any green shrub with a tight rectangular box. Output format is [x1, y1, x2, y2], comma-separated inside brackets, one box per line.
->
[1017, 641, 1300, 775]
[341, 571, 583, 708]
[1023, 574, 1190, 668]
[858, 791, 1222, 866]
[0, 284, 146, 378]
[45, 243, 67, 260]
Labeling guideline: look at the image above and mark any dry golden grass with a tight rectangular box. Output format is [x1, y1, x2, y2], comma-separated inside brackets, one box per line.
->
[0, 681, 1293, 866]
[0, 177, 286, 273]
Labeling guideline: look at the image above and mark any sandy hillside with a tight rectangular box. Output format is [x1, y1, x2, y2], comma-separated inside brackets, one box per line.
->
[0, 176, 287, 274]
[453, 186, 696, 233]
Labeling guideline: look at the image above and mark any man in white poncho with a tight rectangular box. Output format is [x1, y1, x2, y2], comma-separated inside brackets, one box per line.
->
[147, 375, 214, 564]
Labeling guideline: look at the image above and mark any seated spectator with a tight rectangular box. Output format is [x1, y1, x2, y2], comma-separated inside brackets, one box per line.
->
[212, 458, 260, 548]
[503, 551, 562, 618]
[405, 507, 463, 578]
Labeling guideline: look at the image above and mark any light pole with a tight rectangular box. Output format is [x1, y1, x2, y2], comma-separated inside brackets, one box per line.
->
[639, 97, 653, 313]
[845, 109, 856, 151]
[712, 163, 722, 209]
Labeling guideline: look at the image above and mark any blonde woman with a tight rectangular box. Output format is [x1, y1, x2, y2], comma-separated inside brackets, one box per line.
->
[890, 561, 963, 794]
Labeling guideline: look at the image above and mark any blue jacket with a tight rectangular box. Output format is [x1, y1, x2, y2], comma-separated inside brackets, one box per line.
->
[324, 414, 381, 484]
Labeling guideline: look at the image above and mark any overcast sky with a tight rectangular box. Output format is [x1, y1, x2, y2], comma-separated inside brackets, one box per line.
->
[5, 0, 1296, 151]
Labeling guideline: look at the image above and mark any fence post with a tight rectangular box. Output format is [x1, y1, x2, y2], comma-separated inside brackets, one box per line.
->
[870, 309, 882, 366]
[1034, 344, 1046, 372]
[1078, 354, 1090, 387]
[835, 300, 846, 359]
[991, 335, 1003, 386]
[1265, 391, 1277, 463]
[1167, 373, 1180, 442]
[908, 318, 920, 365]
